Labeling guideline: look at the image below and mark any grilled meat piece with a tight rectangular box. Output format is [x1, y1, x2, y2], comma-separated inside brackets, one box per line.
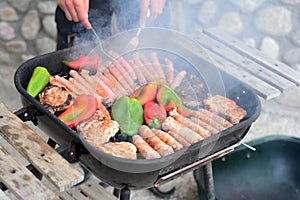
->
[95, 142, 137, 160]
[167, 131, 191, 147]
[152, 129, 183, 151]
[39, 85, 73, 113]
[138, 125, 174, 157]
[77, 108, 119, 146]
[204, 95, 247, 124]
[132, 135, 161, 159]
[162, 116, 203, 144]
[169, 108, 210, 138]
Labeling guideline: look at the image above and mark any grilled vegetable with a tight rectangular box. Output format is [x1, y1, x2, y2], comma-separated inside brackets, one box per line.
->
[156, 85, 192, 116]
[58, 94, 98, 128]
[26, 66, 50, 98]
[62, 55, 100, 70]
[130, 82, 158, 105]
[144, 101, 166, 129]
[111, 96, 143, 136]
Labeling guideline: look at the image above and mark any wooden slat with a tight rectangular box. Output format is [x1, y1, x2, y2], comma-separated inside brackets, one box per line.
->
[204, 49, 281, 99]
[204, 28, 300, 86]
[0, 143, 55, 200]
[0, 189, 12, 200]
[195, 33, 296, 92]
[171, 33, 281, 99]
[0, 103, 84, 192]
[59, 177, 117, 200]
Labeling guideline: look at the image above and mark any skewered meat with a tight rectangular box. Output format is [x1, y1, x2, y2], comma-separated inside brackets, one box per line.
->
[95, 142, 137, 160]
[152, 129, 183, 151]
[162, 117, 203, 144]
[132, 135, 161, 159]
[39, 85, 73, 113]
[139, 125, 174, 157]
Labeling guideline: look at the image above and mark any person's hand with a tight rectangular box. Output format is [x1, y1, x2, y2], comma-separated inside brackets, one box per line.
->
[140, 0, 166, 28]
[57, 0, 91, 29]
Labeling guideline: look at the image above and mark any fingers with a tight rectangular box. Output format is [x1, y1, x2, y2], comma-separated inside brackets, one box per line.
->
[57, 0, 91, 29]
[139, 0, 166, 28]
[139, 0, 150, 28]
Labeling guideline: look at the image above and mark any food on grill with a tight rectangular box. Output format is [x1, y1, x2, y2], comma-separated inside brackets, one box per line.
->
[77, 108, 119, 145]
[164, 57, 174, 85]
[170, 70, 186, 90]
[62, 54, 100, 70]
[144, 101, 166, 129]
[39, 85, 73, 113]
[26, 66, 50, 98]
[139, 125, 174, 157]
[169, 108, 210, 138]
[152, 129, 183, 151]
[167, 131, 191, 147]
[162, 116, 203, 144]
[130, 82, 158, 106]
[203, 95, 247, 124]
[58, 94, 98, 128]
[94, 142, 137, 160]
[132, 135, 161, 159]
[111, 96, 144, 136]
[31, 50, 249, 160]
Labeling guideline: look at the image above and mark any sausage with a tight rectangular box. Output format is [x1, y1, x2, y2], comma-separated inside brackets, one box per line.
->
[164, 57, 174, 85]
[54, 75, 82, 95]
[190, 117, 219, 135]
[133, 52, 154, 82]
[81, 70, 108, 98]
[139, 53, 159, 81]
[198, 108, 232, 129]
[162, 117, 203, 144]
[138, 125, 174, 157]
[102, 68, 128, 96]
[132, 135, 161, 159]
[151, 52, 166, 83]
[152, 128, 183, 151]
[167, 131, 190, 148]
[170, 70, 186, 90]
[108, 63, 133, 94]
[128, 60, 147, 86]
[113, 60, 136, 89]
[169, 109, 210, 138]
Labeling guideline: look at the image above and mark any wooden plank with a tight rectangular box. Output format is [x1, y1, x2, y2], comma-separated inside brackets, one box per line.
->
[171, 33, 281, 99]
[195, 33, 296, 92]
[0, 189, 12, 200]
[0, 143, 55, 200]
[59, 177, 117, 200]
[0, 103, 84, 192]
[204, 28, 300, 86]
[205, 49, 281, 100]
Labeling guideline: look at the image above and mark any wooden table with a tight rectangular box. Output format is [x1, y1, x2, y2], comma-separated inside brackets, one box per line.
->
[0, 103, 116, 200]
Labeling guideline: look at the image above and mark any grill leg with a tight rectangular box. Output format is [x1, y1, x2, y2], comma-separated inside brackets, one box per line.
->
[203, 162, 216, 200]
[119, 187, 130, 200]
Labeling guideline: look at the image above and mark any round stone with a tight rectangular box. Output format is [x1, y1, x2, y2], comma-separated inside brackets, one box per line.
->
[217, 12, 243, 35]
[35, 37, 56, 55]
[0, 22, 16, 40]
[260, 37, 279, 59]
[197, 1, 217, 25]
[42, 15, 57, 39]
[0, 6, 19, 21]
[21, 10, 41, 40]
[37, 1, 57, 14]
[254, 6, 292, 36]
[6, 40, 27, 53]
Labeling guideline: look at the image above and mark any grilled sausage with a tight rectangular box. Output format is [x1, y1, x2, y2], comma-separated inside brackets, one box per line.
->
[162, 117, 203, 144]
[81, 70, 108, 98]
[167, 131, 191, 148]
[128, 60, 147, 86]
[170, 70, 186, 90]
[151, 52, 166, 83]
[139, 53, 159, 81]
[169, 109, 210, 138]
[133, 52, 154, 82]
[113, 60, 136, 89]
[190, 117, 219, 135]
[139, 125, 174, 157]
[132, 135, 161, 159]
[164, 57, 174, 85]
[152, 129, 183, 151]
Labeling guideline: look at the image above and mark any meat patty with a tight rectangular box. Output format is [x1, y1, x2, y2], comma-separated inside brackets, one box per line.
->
[95, 142, 137, 160]
[39, 85, 74, 113]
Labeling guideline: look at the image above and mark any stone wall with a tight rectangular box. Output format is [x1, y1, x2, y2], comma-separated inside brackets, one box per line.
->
[0, 0, 57, 65]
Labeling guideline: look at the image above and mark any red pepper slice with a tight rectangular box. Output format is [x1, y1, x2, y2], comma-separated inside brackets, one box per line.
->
[130, 82, 158, 105]
[144, 101, 166, 129]
[62, 55, 100, 71]
[58, 94, 98, 128]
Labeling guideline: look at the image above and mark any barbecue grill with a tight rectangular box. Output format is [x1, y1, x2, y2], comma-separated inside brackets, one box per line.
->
[14, 28, 261, 199]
